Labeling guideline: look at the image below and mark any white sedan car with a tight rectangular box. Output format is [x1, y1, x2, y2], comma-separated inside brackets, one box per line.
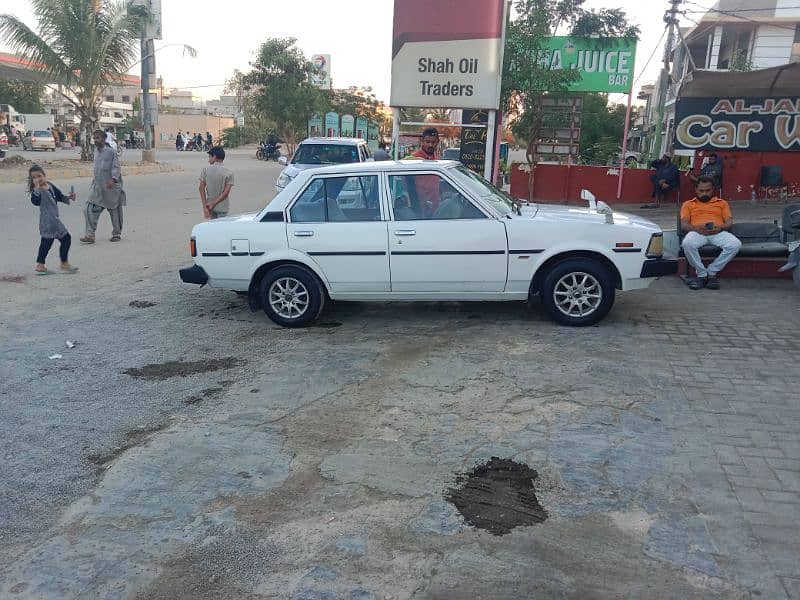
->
[180, 161, 676, 327]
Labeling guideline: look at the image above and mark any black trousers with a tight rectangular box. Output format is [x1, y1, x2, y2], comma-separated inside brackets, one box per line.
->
[37, 233, 71, 264]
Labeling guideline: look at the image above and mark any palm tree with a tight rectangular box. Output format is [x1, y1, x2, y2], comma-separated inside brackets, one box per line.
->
[0, 0, 147, 160]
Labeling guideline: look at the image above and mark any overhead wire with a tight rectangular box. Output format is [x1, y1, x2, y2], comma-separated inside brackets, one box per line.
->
[682, 0, 800, 32]
[608, 25, 668, 104]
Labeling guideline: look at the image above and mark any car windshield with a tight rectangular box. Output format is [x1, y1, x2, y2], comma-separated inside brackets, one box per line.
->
[452, 165, 515, 216]
[292, 143, 360, 165]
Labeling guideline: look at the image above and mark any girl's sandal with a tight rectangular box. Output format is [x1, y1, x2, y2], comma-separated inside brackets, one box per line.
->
[35, 269, 52, 276]
[60, 265, 79, 274]
[80, 236, 95, 244]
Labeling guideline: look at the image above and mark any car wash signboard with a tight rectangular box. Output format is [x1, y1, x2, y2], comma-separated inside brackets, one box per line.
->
[538, 37, 637, 93]
[390, 0, 508, 109]
[674, 97, 800, 151]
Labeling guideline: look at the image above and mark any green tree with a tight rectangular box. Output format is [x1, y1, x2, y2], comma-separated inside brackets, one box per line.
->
[502, 0, 639, 169]
[0, 80, 43, 113]
[329, 88, 391, 138]
[0, 0, 149, 159]
[241, 38, 328, 154]
[578, 93, 628, 165]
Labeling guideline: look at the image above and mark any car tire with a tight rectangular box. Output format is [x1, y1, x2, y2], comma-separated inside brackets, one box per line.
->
[540, 257, 615, 327]
[259, 265, 324, 328]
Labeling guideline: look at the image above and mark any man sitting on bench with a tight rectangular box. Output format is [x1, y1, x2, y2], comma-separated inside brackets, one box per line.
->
[681, 176, 742, 290]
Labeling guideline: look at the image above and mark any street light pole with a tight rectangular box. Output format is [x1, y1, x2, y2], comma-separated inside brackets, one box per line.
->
[652, 0, 681, 158]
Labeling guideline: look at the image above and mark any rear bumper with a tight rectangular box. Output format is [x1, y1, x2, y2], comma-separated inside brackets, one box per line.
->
[179, 264, 209, 286]
[640, 258, 679, 278]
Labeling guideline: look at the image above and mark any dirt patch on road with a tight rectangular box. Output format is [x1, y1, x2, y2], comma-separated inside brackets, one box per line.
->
[0, 274, 26, 283]
[183, 380, 235, 405]
[129, 300, 158, 308]
[123, 358, 243, 381]
[446, 457, 548, 536]
[86, 422, 170, 468]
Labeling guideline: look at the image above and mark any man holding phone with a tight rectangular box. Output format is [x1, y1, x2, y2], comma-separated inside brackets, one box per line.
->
[681, 176, 742, 290]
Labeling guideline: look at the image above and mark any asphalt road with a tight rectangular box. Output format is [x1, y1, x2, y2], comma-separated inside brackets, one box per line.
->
[1, 150, 799, 599]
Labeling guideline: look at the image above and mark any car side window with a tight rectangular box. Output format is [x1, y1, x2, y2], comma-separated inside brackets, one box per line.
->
[388, 174, 486, 221]
[290, 176, 381, 223]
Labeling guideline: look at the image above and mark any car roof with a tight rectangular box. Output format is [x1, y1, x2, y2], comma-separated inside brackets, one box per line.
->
[300, 137, 369, 146]
[295, 159, 462, 175]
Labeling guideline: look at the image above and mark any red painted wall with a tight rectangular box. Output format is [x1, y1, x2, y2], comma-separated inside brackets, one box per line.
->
[510, 151, 800, 204]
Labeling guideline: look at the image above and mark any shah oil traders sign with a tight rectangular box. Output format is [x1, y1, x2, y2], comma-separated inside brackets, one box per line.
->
[390, 0, 508, 109]
[675, 97, 800, 152]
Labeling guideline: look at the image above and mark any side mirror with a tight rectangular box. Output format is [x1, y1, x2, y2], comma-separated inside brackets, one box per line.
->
[278, 156, 288, 166]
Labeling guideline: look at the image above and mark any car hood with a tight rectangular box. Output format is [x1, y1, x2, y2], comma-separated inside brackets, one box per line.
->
[516, 203, 660, 231]
[282, 163, 324, 178]
[194, 212, 259, 230]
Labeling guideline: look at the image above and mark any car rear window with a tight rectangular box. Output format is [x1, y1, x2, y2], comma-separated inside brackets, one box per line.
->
[34, 130, 51, 137]
[292, 143, 360, 165]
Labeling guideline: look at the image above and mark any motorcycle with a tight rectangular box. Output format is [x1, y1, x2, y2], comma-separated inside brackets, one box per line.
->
[256, 142, 281, 161]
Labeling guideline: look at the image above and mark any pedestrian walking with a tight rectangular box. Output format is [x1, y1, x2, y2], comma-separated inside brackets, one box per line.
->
[80, 130, 125, 244]
[373, 141, 390, 161]
[199, 146, 234, 219]
[176, 131, 183, 151]
[28, 165, 78, 275]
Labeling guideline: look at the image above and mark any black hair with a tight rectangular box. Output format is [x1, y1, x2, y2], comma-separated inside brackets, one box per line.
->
[28, 164, 45, 194]
[93, 129, 106, 138]
[696, 175, 715, 186]
[421, 127, 439, 138]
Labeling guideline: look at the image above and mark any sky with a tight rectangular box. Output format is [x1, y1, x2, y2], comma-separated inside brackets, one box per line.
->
[1, 0, 698, 105]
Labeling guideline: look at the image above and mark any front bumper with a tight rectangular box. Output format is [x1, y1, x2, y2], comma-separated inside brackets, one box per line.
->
[179, 264, 209, 286]
[640, 258, 679, 278]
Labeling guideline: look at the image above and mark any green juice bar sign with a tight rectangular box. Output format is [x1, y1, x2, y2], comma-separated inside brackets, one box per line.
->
[539, 37, 637, 94]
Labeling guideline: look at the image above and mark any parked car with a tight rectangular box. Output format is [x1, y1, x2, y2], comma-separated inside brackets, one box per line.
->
[22, 130, 56, 151]
[0, 132, 8, 148]
[181, 160, 676, 328]
[275, 137, 371, 193]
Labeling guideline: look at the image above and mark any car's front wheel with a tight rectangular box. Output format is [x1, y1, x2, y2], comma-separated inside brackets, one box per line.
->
[259, 265, 324, 327]
[540, 258, 615, 326]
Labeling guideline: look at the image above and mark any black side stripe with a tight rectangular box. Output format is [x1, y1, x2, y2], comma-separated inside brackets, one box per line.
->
[250, 252, 265, 257]
[612, 248, 642, 253]
[231, 252, 249, 256]
[308, 251, 387, 256]
[509, 249, 545, 255]
[201, 252, 228, 257]
[390, 250, 506, 256]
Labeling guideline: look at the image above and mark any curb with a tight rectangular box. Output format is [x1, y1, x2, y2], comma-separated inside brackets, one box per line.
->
[0, 162, 183, 184]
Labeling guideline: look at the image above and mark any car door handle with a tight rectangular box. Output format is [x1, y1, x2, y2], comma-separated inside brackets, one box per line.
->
[394, 230, 416, 236]
[293, 231, 314, 237]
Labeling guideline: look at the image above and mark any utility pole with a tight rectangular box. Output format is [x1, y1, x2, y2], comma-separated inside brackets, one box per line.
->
[651, 0, 681, 158]
[141, 37, 156, 162]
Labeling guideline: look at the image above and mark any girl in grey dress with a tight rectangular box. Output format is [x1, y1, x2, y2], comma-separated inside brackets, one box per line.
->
[29, 165, 78, 275]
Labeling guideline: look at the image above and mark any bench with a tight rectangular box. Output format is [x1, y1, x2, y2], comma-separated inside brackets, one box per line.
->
[677, 203, 800, 280]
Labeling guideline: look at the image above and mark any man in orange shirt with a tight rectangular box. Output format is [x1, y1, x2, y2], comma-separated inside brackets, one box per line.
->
[681, 176, 742, 290]
[410, 127, 441, 216]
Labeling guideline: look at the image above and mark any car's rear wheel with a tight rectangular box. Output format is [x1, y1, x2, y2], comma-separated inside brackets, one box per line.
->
[540, 258, 615, 326]
[259, 265, 324, 328]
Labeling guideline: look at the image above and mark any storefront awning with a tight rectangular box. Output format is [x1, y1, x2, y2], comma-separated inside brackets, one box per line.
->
[679, 63, 800, 98]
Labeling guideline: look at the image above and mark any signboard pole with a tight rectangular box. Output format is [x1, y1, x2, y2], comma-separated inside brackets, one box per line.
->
[392, 108, 400, 160]
[484, 110, 496, 180]
[616, 91, 633, 200]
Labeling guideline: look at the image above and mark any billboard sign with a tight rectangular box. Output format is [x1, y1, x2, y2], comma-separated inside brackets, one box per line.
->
[341, 114, 355, 137]
[539, 37, 637, 93]
[459, 110, 489, 174]
[355, 116, 368, 139]
[390, 0, 507, 109]
[311, 54, 332, 90]
[674, 97, 800, 152]
[367, 121, 380, 151]
[325, 111, 339, 137]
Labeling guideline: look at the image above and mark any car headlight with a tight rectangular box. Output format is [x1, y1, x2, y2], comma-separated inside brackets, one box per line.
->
[646, 233, 664, 258]
[277, 173, 290, 188]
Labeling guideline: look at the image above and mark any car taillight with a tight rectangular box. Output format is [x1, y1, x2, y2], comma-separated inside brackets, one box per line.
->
[190, 238, 197, 257]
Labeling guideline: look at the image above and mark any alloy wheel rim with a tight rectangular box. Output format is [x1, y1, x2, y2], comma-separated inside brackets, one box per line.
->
[268, 277, 310, 319]
[553, 271, 603, 318]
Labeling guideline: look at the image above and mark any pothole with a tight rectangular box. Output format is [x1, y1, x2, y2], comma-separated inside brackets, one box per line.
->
[446, 456, 548, 536]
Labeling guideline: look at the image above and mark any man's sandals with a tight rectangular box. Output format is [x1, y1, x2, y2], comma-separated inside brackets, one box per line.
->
[689, 276, 720, 290]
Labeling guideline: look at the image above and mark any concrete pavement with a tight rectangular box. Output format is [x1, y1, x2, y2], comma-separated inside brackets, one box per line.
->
[1, 151, 800, 598]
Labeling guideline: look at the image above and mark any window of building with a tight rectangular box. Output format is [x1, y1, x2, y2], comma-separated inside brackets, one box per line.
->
[105, 95, 114, 102]
[121, 95, 131, 103]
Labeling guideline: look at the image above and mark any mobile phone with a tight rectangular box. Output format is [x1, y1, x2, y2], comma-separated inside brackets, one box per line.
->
[704, 222, 714, 230]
